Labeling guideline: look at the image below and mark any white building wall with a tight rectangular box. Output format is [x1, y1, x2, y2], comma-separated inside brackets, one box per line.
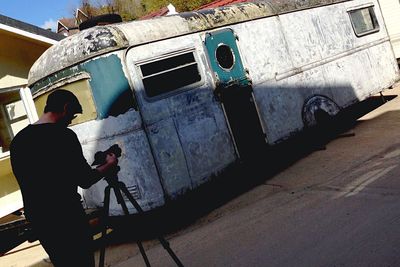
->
[379, 0, 400, 58]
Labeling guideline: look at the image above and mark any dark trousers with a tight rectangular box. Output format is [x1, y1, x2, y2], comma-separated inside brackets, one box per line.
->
[31, 209, 95, 267]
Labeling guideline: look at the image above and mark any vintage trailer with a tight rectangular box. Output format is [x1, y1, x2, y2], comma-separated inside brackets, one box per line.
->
[28, 0, 399, 215]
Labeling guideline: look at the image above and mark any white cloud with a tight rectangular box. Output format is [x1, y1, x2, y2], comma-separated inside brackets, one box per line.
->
[41, 19, 57, 32]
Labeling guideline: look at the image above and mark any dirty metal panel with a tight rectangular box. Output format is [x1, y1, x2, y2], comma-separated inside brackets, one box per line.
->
[174, 102, 236, 186]
[126, 33, 236, 198]
[81, 54, 136, 118]
[239, 0, 398, 144]
[367, 42, 400, 89]
[231, 16, 293, 85]
[311, 3, 355, 58]
[182, 0, 349, 32]
[146, 118, 192, 197]
[279, 8, 324, 68]
[28, 0, 350, 88]
[28, 26, 129, 86]
[71, 110, 165, 215]
[343, 0, 388, 49]
[31, 51, 164, 215]
[115, 16, 191, 48]
[253, 68, 329, 144]
[324, 49, 376, 107]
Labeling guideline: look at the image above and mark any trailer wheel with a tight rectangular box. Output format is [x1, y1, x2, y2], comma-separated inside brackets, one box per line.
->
[302, 95, 340, 128]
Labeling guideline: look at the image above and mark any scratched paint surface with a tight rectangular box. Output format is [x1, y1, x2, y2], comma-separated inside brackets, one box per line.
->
[28, 0, 399, 214]
[126, 34, 236, 198]
[28, 0, 350, 86]
[233, 0, 398, 143]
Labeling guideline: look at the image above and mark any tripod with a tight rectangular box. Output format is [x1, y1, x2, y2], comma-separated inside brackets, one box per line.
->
[98, 171, 184, 267]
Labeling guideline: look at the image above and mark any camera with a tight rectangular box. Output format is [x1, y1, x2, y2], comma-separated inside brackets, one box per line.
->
[91, 144, 122, 166]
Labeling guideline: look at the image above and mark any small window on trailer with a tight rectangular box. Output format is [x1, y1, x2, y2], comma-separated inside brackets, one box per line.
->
[348, 5, 379, 37]
[138, 51, 203, 99]
[34, 79, 97, 126]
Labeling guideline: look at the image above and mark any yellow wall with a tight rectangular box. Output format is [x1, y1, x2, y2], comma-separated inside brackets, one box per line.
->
[0, 28, 54, 218]
[0, 30, 52, 88]
[0, 156, 23, 218]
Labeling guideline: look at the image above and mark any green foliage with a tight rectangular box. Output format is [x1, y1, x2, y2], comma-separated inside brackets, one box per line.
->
[141, 0, 215, 12]
[77, 0, 144, 21]
[76, 0, 216, 21]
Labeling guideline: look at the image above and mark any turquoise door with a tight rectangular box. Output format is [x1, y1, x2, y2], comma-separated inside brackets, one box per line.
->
[204, 29, 265, 160]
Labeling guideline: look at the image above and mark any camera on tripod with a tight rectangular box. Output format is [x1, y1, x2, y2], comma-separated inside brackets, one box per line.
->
[91, 144, 122, 166]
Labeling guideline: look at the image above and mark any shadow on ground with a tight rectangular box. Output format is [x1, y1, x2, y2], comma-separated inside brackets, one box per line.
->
[95, 94, 396, 248]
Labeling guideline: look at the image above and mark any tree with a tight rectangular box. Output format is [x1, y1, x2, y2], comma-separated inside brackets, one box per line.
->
[73, 0, 216, 21]
[75, 0, 144, 21]
[141, 0, 215, 13]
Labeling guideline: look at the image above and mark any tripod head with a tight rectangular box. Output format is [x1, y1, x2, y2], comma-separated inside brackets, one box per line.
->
[92, 144, 122, 166]
[91, 144, 122, 185]
[103, 165, 121, 185]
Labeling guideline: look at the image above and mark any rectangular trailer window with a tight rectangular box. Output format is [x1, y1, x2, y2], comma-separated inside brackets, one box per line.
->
[34, 79, 97, 126]
[349, 6, 379, 37]
[139, 51, 203, 99]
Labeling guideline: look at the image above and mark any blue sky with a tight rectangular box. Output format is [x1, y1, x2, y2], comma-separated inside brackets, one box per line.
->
[0, 0, 81, 31]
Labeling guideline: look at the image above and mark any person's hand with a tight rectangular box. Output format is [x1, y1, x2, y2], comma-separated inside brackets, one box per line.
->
[96, 152, 119, 177]
[105, 152, 118, 166]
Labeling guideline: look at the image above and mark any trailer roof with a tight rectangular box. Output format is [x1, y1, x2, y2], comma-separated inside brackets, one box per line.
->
[28, 0, 348, 86]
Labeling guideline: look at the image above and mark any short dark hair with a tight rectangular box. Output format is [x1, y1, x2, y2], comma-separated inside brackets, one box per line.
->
[44, 89, 83, 114]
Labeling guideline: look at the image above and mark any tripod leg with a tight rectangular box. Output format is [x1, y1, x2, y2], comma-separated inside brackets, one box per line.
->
[157, 237, 184, 267]
[113, 187, 151, 267]
[118, 182, 144, 213]
[99, 186, 111, 267]
[119, 184, 184, 267]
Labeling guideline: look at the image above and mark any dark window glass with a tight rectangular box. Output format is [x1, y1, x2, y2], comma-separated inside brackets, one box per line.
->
[349, 6, 379, 37]
[140, 53, 196, 76]
[143, 64, 201, 97]
[140, 52, 202, 98]
[216, 44, 235, 70]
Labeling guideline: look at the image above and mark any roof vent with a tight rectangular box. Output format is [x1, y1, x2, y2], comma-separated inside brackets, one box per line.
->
[79, 14, 122, 31]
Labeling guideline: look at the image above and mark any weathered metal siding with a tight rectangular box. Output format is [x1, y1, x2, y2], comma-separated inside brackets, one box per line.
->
[27, 0, 399, 215]
[230, 0, 398, 143]
[32, 52, 165, 215]
[28, 26, 129, 87]
[125, 34, 236, 198]
[28, 0, 350, 87]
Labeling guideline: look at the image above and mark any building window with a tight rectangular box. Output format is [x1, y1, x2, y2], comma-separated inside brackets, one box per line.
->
[348, 6, 379, 37]
[139, 51, 203, 99]
[0, 90, 29, 155]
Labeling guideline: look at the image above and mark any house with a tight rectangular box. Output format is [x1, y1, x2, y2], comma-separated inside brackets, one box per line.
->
[57, 9, 88, 36]
[0, 14, 63, 223]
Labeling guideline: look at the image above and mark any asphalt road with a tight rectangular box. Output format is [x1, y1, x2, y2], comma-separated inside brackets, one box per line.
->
[114, 85, 400, 267]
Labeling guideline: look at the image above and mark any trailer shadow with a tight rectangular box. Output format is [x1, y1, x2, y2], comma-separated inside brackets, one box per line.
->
[101, 94, 396, 246]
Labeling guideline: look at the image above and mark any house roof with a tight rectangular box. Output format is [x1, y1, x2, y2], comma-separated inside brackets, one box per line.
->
[140, 0, 252, 19]
[0, 14, 64, 43]
[140, 7, 169, 20]
[58, 18, 77, 30]
[197, 0, 252, 10]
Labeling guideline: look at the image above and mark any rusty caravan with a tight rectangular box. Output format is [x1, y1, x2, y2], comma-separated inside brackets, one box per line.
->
[27, 0, 400, 215]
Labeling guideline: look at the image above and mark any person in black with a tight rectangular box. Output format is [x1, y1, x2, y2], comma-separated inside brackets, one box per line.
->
[10, 89, 118, 267]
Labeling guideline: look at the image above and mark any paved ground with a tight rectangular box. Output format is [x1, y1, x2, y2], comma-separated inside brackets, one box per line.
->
[2, 85, 400, 266]
[113, 85, 400, 267]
